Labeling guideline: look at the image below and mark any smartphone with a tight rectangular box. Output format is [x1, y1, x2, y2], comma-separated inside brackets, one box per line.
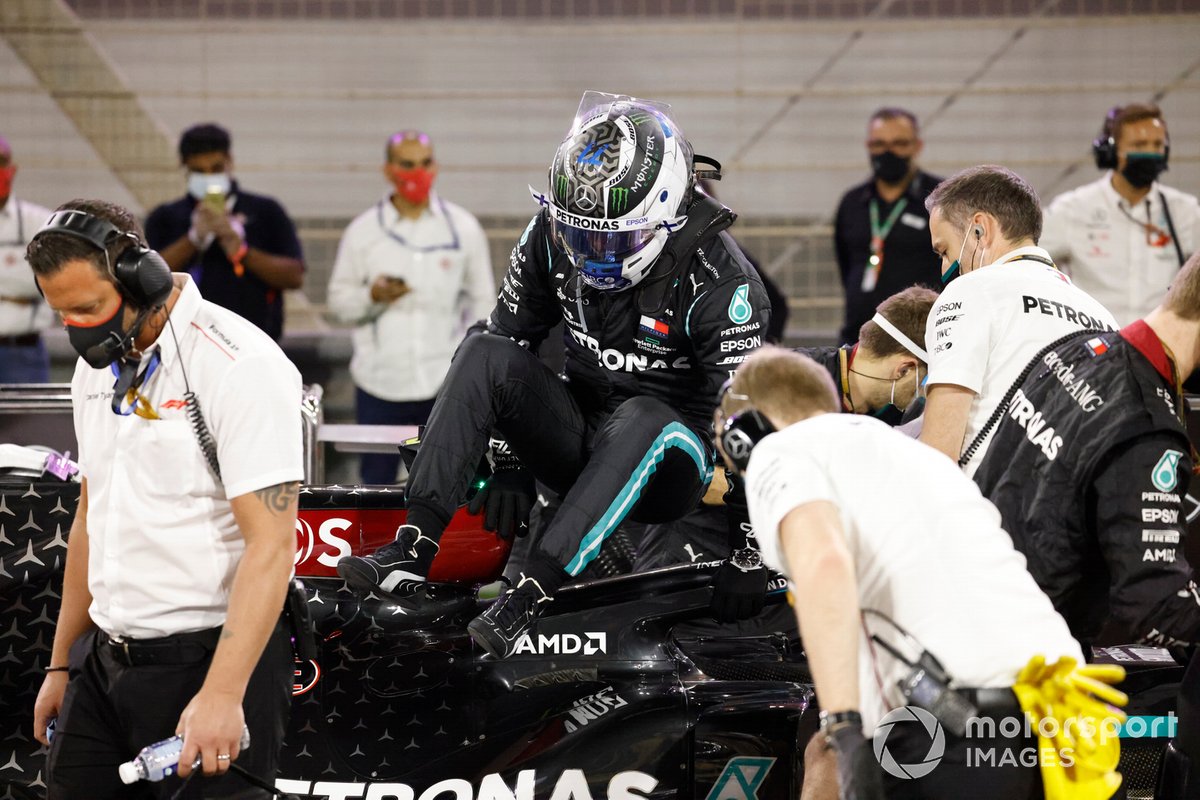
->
[203, 186, 225, 214]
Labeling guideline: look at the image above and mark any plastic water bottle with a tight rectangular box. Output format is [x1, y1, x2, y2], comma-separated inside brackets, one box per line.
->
[118, 726, 251, 784]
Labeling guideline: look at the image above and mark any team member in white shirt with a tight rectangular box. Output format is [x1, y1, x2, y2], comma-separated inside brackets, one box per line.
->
[920, 165, 1117, 474]
[1042, 103, 1198, 325]
[719, 346, 1083, 800]
[328, 130, 495, 484]
[28, 200, 303, 798]
[0, 135, 53, 383]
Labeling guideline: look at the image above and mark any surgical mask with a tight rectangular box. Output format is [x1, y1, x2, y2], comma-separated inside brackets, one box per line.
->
[941, 230, 972, 286]
[388, 166, 435, 205]
[941, 227, 985, 286]
[0, 166, 13, 200]
[1120, 153, 1167, 189]
[871, 151, 911, 184]
[187, 172, 231, 201]
[66, 298, 143, 369]
[869, 368, 922, 426]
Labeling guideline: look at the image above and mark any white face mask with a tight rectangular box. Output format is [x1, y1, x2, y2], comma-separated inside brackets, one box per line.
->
[187, 171, 231, 201]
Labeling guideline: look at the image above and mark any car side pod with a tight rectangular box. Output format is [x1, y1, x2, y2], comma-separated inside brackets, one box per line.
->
[296, 485, 514, 586]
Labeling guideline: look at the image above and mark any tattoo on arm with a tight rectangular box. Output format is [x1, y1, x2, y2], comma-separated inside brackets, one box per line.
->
[253, 481, 299, 515]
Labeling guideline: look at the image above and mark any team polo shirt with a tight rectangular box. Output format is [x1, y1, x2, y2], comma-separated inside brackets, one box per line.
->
[925, 246, 1118, 475]
[1042, 175, 1198, 325]
[0, 197, 53, 335]
[745, 413, 1082, 731]
[326, 192, 495, 402]
[73, 276, 304, 638]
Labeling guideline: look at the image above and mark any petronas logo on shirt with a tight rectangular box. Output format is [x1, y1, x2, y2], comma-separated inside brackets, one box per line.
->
[727, 284, 752, 325]
[1152, 450, 1185, 492]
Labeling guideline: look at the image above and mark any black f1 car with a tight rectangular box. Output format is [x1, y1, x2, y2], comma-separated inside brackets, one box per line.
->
[0, 478, 1191, 799]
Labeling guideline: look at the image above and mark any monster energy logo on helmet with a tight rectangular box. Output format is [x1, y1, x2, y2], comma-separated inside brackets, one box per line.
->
[555, 173, 570, 201]
[609, 187, 631, 215]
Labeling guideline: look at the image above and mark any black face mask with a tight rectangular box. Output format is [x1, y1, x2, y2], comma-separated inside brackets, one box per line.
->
[1120, 153, 1167, 189]
[65, 298, 143, 369]
[871, 151, 911, 184]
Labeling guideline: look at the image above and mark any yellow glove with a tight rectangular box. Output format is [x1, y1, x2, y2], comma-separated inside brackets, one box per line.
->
[1011, 655, 1128, 800]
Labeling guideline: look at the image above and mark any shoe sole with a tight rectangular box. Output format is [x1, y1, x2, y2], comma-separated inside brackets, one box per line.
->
[336, 557, 380, 593]
[466, 617, 508, 658]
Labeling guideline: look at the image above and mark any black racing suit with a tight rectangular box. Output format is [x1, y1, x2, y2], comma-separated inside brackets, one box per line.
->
[974, 325, 1198, 650]
[405, 196, 771, 583]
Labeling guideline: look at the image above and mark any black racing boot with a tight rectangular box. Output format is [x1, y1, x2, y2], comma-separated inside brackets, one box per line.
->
[467, 574, 552, 658]
[336, 524, 439, 596]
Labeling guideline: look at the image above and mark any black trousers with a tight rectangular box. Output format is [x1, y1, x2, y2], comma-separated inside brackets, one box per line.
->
[880, 706, 1043, 800]
[406, 335, 711, 579]
[46, 622, 292, 800]
[354, 387, 435, 485]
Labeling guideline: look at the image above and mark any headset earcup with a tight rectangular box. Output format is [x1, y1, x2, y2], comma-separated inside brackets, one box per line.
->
[1092, 136, 1117, 170]
[1093, 106, 1121, 170]
[720, 410, 776, 473]
[113, 246, 173, 308]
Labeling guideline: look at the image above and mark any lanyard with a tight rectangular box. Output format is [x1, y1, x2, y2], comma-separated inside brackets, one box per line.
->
[862, 198, 908, 292]
[837, 345, 856, 413]
[1001, 252, 1057, 269]
[1117, 196, 1172, 249]
[376, 196, 461, 253]
[110, 350, 162, 419]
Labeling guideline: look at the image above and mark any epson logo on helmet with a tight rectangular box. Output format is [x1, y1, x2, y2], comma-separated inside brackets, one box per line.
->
[552, 205, 619, 232]
[512, 632, 608, 656]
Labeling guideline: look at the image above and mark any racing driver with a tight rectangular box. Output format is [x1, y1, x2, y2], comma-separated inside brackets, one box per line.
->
[337, 91, 772, 657]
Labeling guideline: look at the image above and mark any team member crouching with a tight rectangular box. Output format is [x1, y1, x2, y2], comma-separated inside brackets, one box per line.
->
[718, 347, 1093, 800]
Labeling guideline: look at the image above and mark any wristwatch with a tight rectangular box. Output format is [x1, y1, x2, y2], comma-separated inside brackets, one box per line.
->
[728, 547, 763, 572]
[819, 709, 864, 747]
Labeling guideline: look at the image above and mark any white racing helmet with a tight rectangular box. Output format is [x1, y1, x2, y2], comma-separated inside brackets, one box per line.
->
[530, 91, 694, 291]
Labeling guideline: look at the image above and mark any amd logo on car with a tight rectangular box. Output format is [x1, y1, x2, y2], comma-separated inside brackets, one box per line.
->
[512, 632, 607, 656]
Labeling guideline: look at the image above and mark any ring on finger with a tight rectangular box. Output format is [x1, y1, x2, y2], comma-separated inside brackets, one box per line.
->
[217, 753, 231, 761]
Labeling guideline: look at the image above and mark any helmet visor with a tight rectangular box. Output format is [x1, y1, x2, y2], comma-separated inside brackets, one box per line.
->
[550, 218, 655, 265]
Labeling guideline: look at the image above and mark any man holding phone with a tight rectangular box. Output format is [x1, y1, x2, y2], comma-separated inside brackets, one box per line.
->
[145, 123, 306, 341]
[327, 130, 495, 484]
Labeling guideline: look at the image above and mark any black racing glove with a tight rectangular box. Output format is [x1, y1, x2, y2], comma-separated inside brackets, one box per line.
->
[825, 720, 885, 800]
[710, 551, 768, 623]
[467, 438, 534, 539]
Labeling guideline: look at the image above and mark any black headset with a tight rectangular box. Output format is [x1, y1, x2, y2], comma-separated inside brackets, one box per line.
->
[1093, 105, 1171, 170]
[34, 209, 173, 309]
[718, 407, 776, 474]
